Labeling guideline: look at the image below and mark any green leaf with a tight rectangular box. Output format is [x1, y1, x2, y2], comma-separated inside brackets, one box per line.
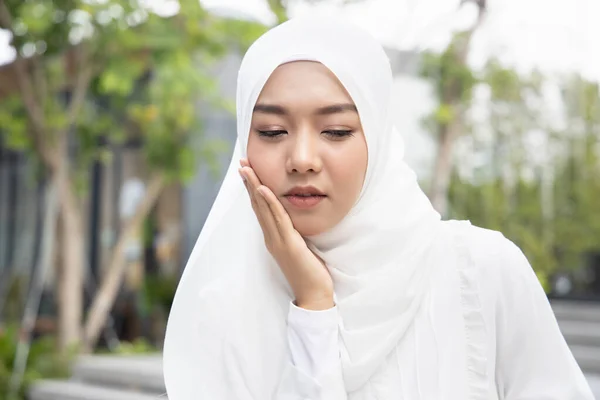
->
[434, 103, 454, 125]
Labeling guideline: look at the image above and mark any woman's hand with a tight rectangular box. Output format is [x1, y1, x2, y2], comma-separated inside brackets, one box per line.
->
[239, 159, 334, 311]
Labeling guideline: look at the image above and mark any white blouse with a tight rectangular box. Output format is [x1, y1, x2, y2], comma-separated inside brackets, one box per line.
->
[285, 225, 595, 399]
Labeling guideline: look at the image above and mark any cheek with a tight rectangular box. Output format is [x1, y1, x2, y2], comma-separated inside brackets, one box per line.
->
[247, 139, 282, 188]
[330, 141, 368, 198]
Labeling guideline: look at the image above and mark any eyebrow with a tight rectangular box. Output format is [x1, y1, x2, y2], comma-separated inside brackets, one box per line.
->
[253, 103, 358, 116]
[316, 103, 358, 115]
[253, 104, 287, 115]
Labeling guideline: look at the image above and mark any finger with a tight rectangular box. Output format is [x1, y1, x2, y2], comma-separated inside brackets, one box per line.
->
[256, 185, 295, 239]
[252, 186, 280, 240]
[239, 170, 258, 211]
[239, 167, 260, 210]
[239, 168, 258, 214]
[239, 168, 270, 240]
[239, 165, 261, 188]
[241, 167, 280, 239]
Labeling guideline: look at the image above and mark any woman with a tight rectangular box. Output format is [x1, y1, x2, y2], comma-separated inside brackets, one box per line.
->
[163, 17, 594, 399]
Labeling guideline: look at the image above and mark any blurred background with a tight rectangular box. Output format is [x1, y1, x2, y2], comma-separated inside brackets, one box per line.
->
[0, 0, 599, 399]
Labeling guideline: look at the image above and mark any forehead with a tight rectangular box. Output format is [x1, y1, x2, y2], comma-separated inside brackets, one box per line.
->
[258, 61, 354, 104]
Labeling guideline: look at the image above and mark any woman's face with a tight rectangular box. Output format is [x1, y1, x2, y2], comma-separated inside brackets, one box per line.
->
[247, 61, 368, 236]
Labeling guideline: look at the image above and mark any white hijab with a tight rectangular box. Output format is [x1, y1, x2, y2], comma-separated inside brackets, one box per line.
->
[164, 17, 443, 398]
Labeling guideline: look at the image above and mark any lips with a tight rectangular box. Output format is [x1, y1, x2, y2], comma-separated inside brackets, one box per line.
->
[283, 186, 326, 209]
[284, 186, 325, 196]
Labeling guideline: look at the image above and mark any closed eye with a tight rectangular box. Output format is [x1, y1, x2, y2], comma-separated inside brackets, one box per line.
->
[257, 130, 287, 138]
[255, 129, 354, 139]
[323, 129, 354, 138]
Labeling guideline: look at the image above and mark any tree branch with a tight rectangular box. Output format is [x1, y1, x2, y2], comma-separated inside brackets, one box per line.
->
[31, 55, 48, 110]
[82, 173, 166, 352]
[63, 45, 94, 135]
[0, 0, 56, 169]
[428, 0, 487, 215]
[455, 0, 487, 62]
[267, 0, 287, 24]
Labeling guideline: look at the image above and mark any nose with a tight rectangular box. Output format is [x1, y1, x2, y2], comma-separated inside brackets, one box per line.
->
[286, 129, 322, 174]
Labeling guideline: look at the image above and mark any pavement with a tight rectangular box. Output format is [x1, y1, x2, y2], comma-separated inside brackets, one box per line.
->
[28, 353, 600, 399]
[27, 299, 600, 399]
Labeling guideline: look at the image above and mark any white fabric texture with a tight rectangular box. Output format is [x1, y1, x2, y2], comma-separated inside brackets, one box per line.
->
[287, 302, 346, 397]
[162, 16, 593, 400]
[287, 222, 595, 399]
[163, 16, 445, 399]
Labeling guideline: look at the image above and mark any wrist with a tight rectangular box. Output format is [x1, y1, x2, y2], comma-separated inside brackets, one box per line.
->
[295, 295, 334, 311]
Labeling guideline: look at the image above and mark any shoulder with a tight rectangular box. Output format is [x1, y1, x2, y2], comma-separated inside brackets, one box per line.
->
[456, 222, 531, 273]
[447, 221, 538, 299]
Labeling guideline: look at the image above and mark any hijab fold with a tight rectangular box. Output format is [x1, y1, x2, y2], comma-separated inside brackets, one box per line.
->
[164, 17, 442, 397]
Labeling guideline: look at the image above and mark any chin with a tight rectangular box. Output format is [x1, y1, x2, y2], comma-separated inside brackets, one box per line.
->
[292, 218, 329, 237]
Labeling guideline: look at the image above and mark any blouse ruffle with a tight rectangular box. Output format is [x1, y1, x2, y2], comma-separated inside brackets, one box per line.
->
[452, 220, 489, 400]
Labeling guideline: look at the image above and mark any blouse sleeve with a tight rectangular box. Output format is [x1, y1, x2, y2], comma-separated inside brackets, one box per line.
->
[494, 239, 595, 400]
[276, 301, 347, 399]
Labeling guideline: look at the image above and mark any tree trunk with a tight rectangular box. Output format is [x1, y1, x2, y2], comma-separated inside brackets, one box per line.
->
[429, 121, 462, 214]
[0, 0, 95, 353]
[82, 174, 165, 352]
[8, 183, 58, 399]
[428, 1, 486, 216]
[55, 168, 85, 351]
[267, 0, 288, 24]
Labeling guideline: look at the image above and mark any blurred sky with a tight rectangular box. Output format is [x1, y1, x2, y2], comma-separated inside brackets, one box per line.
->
[201, 0, 600, 82]
[0, 0, 598, 82]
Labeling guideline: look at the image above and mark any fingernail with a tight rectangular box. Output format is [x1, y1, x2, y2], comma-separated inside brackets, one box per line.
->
[238, 168, 246, 181]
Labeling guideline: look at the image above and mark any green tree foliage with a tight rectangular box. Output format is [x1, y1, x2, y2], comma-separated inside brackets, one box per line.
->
[0, 0, 266, 350]
[552, 76, 600, 268]
[267, 0, 288, 24]
[0, 0, 264, 183]
[420, 33, 479, 126]
[448, 61, 600, 289]
[0, 324, 73, 400]
[419, 41, 478, 138]
[419, 28, 482, 215]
